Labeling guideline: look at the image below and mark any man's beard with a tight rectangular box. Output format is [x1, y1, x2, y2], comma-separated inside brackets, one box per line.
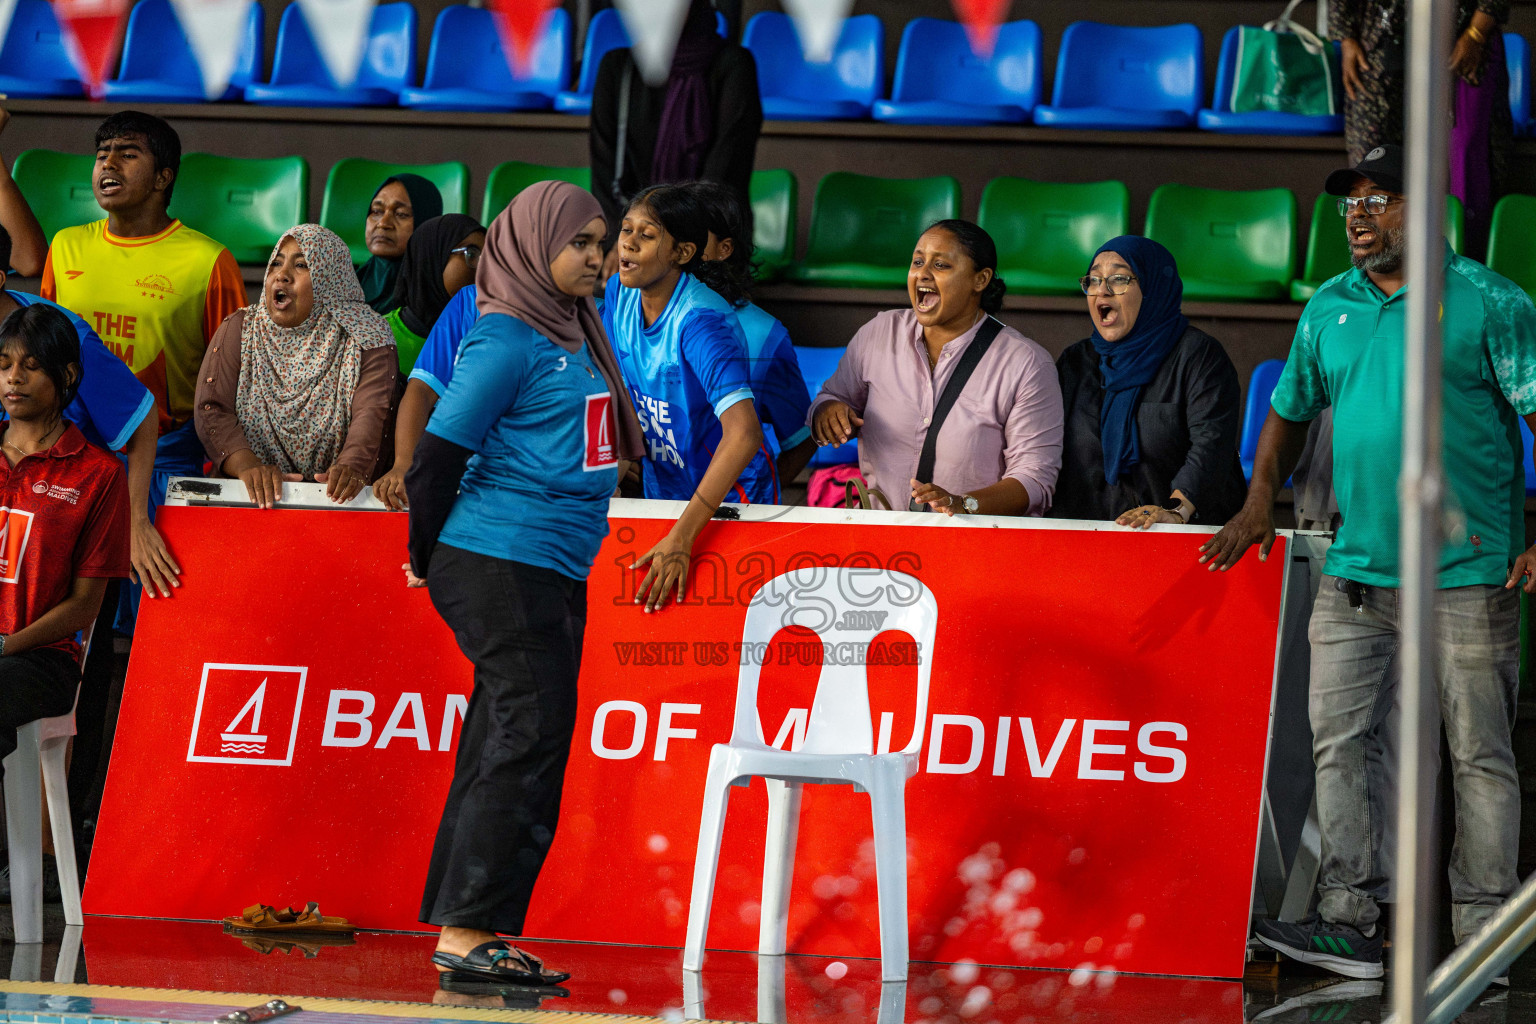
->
[1351, 223, 1406, 274]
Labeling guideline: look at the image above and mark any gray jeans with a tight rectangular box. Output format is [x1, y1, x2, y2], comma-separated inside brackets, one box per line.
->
[1309, 575, 1521, 942]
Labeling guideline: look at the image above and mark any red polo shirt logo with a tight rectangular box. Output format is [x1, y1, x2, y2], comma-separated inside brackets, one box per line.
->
[0, 508, 37, 584]
[584, 392, 616, 471]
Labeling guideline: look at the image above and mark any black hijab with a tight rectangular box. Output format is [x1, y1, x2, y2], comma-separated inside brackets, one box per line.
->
[355, 174, 445, 314]
[391, 214, 484, 337]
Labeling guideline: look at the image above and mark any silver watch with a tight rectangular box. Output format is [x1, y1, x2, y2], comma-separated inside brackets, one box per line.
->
[961, 494, 979, 514]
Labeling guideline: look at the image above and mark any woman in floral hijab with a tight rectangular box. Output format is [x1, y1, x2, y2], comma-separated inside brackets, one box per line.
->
[194, 224, 398, 507]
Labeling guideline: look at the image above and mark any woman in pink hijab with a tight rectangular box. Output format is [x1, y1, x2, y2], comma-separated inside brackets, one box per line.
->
[405, 181, 642, 994]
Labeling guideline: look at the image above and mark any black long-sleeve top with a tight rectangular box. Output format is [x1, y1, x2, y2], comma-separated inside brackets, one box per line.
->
[589, 45, 764, 232]
[1051, 326, 1248, 524]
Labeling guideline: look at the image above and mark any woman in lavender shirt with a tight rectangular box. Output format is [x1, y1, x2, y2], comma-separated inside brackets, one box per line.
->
[808, 220, 1063, 516]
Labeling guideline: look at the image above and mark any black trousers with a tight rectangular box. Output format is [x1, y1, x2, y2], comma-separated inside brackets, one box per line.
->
[419, 544, 586, 934]
[0, 648, 79, 762]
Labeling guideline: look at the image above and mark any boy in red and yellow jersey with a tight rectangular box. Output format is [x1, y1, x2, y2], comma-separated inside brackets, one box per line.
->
[41, 111, 244, 621]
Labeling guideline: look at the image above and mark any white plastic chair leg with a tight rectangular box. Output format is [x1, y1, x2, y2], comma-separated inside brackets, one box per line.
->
[682, 967, 705, 1019]
[3, 722, 44, 944]
[683, 753, 735, 971]
[8, 939, 40, 981]
[54, 924, 82, 983]
[758, 778, 802, 956]
[877, 981, 908, 1024]
[757, 953, 788, 1024]
[40, 735, 80, 925]
[868, 764, 910, 981]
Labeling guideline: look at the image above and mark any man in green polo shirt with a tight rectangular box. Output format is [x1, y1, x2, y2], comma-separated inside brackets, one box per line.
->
[1200, 145, 1536, 980]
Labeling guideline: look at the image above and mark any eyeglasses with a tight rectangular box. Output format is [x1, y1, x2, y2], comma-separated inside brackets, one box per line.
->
[1337, 195, 1402, 216]
[1080, 273, 1138, 296]
[451, 244, 481, 268]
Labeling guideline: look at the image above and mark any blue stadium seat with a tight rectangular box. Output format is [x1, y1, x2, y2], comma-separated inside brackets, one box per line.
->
[743, 12, 883, 121]
[103, 0, 264, 102]
[872, 18, 1040, 125]
[554, 8, 725, 114]
[245, 1, 416, 107]
[0, 0, 85, 99]
[1522, 417, 1536, 497]
[1240, 359, 1285, 482]
[794, 345, 858, 468]
[1507, 32, 1530, 138]
[1033, 22, 1202, 130]
[1198, 27, 1343, 135]
[400, 6, 569, 111]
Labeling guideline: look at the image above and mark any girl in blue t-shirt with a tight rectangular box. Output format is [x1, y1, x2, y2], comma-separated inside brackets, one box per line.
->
[603, 183, 774, 612]
[404, 181, 643, 990]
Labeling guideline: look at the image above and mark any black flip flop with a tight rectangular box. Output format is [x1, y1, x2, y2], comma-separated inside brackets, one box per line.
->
[430, 941, 572, 985]
[438, 972, 570, 1005]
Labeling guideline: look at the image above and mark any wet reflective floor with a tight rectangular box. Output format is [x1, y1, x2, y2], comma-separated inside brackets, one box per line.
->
[0, 914, 1523, 1024]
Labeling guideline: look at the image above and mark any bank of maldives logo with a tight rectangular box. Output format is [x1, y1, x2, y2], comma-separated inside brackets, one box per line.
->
[187, 663, 307, 765]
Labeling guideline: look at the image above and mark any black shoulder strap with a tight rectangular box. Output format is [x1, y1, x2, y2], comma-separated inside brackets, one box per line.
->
[612, 61, 632, 206]
[911, 316, 1004, 509]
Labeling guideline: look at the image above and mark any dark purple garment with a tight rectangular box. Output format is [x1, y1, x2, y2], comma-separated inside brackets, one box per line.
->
[1451, 30, 1506, 251]
[651, 7, 725, 183]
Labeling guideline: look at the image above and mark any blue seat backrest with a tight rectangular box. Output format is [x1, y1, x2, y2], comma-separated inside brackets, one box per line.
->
[271, 1, 416, 90]
[116, 0, 263, 90]
[573, 8, 629, 95]
[1521, 416, 1536, 496]
[1050, 21, 1203, 115]
[0, 0, 78, 81]
[743, 12, 883, 105]
[888, 17, 1041, 107]
[1241, 359, 1286, 461]
[422, 5, 569, 91]
[1507, 32, 1530, 127]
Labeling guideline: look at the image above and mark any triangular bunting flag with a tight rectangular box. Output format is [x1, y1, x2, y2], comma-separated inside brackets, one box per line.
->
[487, 0, 558, 78]
[51, 0, 131, 94]
[0, 0, 19, 63]
[782, 0, 852, 64]
[951, 0, 1011, 58]
[614, 0, 690, 86]
[168, 0, 253, 99]
[296, 0, 376, 89]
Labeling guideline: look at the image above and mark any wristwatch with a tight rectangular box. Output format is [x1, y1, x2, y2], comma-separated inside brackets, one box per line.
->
[1161, 498, 1190, 523]
[961, 494, 980, 514]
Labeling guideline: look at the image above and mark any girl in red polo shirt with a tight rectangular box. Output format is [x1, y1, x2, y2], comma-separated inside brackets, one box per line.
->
[0, 305, 129, 761]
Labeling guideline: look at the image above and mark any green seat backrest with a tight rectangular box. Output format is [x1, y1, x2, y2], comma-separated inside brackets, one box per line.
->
[750, 169, 796, 274]
[978, 177, 1130, 277]
[1302, 192, 1468, 284]
[169, 154, 309, 264]
[1145, 183, 1296, 287]
[802, 172, 961, 268]
[481, 162, 591, 224]
[1488, 194, 1536, 294]
[319, 158, 471, 264]
[12, 150, 100, 244]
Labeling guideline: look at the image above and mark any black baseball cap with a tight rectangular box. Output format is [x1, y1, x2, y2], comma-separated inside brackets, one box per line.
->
[1325, 144, 1405, 196]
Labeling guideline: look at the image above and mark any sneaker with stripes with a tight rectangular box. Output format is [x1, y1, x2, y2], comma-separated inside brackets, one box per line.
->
[1254, 915, 1384, 979]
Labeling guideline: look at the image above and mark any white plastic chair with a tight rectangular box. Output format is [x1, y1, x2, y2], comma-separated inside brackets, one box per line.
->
[683, 568, 937, 982]
[4, 626, 91, 943]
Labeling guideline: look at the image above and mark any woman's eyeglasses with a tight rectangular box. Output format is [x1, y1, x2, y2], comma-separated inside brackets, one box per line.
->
[451, 244, 481, 268]
[1337, 195, 1402, 216]
[1080, 274, 1138, 296]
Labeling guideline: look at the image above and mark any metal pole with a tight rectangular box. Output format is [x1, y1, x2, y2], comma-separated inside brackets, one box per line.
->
[1393, 0, 1454, 1022]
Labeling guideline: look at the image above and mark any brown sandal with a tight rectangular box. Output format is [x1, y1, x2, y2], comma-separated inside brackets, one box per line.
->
[222, 902, 354, 935]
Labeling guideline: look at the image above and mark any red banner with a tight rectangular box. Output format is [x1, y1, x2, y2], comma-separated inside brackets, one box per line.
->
[84, 503, 1286, 980]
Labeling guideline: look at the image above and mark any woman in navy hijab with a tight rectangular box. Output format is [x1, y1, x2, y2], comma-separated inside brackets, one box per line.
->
[1051, 236, 1247, 526]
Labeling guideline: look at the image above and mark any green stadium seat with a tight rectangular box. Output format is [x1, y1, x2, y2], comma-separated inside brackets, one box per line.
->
[788, 172, 961, 289]
[1291, 193, 1467, 301]
[749, 169, 796, 281]
[11, 150, 99, 244]
[1488, 194, 1536, 298]
[168, 154, 308, 265]
[481, 162, 590, 224]
[978, 177, 1130, 296]
[319, 158, 470, 264]
[1144, 183, 1296, 302]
